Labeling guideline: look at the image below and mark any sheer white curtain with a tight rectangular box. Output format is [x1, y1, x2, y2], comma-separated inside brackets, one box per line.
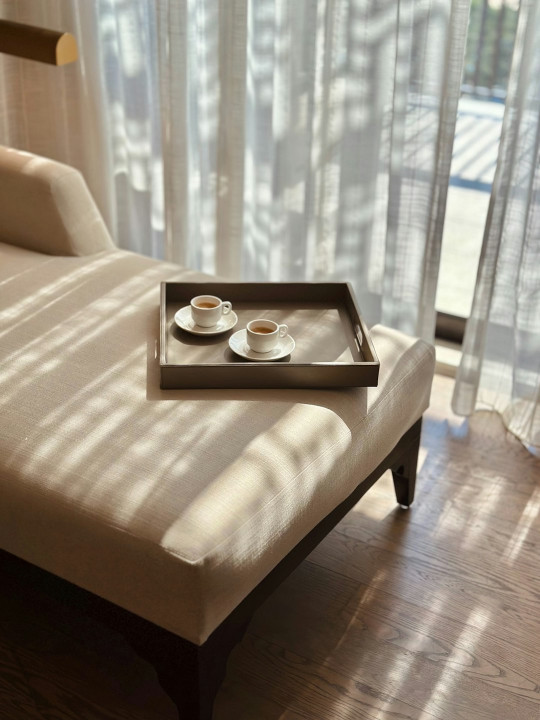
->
[158, 0, 470, 339]
[0, 0, 163, 256]
[452, 0, 540, 454]
[0, 0, 470, 340]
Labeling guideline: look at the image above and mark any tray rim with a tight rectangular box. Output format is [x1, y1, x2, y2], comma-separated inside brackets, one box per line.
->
[160, 281, 380, 386]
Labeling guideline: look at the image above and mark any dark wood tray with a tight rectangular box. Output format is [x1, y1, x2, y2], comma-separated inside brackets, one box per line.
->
[160, 282, 379, 389]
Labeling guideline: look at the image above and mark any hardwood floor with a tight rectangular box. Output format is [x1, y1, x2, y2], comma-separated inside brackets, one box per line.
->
[1, 373, 539, 719]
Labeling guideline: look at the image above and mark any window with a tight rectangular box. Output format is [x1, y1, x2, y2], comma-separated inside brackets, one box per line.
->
[435, 0, 519, 342]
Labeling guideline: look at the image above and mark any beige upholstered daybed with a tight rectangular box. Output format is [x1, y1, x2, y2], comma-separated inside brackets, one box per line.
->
[0, 146, 435, 719]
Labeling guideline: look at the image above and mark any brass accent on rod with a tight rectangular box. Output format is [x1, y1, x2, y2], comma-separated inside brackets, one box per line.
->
[0, 19, 78, 65]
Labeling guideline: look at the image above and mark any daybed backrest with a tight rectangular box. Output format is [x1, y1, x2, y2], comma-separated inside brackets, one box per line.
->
[0, 145, 115, 256]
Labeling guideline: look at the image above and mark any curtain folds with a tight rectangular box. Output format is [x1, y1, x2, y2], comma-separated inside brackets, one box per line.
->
[0, 0, 470, 341]
[159, 0, 470, 340]
[452, 0, 540, 454]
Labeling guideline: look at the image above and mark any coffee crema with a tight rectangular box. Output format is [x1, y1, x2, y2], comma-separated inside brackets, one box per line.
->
[196, 301, 219, 308]
[251, 326, 274, 334]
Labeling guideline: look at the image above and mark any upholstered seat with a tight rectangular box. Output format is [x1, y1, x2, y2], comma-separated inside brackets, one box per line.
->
[0, 239, 434, 645]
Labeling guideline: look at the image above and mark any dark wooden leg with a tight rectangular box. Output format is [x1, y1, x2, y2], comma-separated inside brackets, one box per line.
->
[142, 636, 214, 720]
[391, 418, 422, 508]
[91, 601, 251, 720]
[146, 637, 219, 720]
[145, 617, 251, 720]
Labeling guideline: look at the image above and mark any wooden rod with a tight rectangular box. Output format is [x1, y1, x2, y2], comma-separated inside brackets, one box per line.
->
[0, 19, 78, 65]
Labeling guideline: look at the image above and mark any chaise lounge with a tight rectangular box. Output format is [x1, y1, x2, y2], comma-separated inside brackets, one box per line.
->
[0, 146, 435, 719]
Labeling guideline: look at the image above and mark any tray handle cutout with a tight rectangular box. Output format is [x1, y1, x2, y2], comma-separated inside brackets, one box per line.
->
[354, 324, 363, 353]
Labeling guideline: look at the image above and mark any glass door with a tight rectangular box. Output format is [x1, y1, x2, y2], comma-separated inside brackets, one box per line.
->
[436, 0, 519, 341]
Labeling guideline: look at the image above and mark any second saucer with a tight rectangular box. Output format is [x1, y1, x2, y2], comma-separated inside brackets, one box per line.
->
[229, 329, 295, 361]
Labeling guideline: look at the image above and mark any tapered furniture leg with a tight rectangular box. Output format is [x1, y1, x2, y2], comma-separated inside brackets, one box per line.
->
[151, 642, 215, 720]
[91, 602, 251, 720]
[147, 618, 251, 720]
[151, 640, 222, 720]
[391, 419, 422, 507]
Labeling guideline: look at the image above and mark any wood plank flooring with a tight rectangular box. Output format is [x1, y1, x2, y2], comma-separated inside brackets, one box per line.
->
[1, 373, 539, 719]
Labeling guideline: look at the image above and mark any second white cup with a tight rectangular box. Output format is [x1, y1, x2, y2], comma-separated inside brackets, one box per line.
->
[246, 319, 288, 353]
[190, 295, 232, 327]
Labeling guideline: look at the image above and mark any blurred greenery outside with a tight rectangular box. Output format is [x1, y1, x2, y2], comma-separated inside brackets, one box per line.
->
[462, 0, 519, 96]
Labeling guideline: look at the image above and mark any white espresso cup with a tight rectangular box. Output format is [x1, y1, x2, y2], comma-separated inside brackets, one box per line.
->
[246, 319, 288, 353]
[190, 295, 232, 327]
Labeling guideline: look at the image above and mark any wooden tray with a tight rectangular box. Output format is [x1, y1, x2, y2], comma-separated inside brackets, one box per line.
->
[160, 282, 379, 389]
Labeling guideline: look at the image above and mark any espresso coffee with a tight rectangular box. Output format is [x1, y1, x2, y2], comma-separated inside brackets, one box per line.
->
[190, 295, 232, 327]
[246, 318, 288, 352]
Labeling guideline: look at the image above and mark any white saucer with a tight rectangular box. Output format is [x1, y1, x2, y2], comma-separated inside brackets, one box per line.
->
[174, 306, 238, 335]
[229, 329, 295, 361]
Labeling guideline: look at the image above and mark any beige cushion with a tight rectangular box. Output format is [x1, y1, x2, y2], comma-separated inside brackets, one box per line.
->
[0, 146, 115, 256]
[0, 241, 435, 644]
